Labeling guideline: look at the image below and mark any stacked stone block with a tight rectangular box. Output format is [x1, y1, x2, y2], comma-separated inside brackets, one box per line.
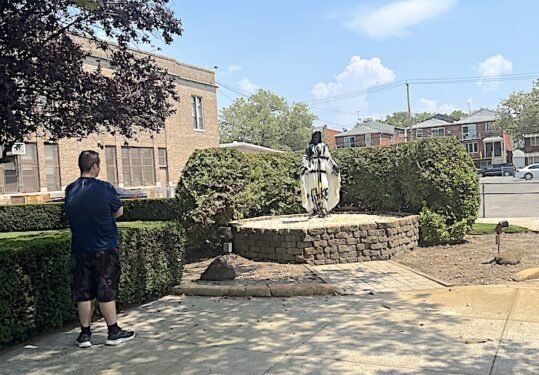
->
[232, 215, 419, 265]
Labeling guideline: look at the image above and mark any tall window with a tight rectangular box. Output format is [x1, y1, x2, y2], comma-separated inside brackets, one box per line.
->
[122, 147, 155, 187]
[105, 146, 119, 186]
[494, 142, 502, 157]
[462, 124, 477, 140]
[158, 148, 168, 168]
[192, 96, 204, 130]
[45, 144, 61, 191]
[431, 128, 445, 137]
[343, 136, 355, 148]
[485, 122, 494, 135]
[530, 136, 539, 146]
[486, 142, 493, 158]
[20, 143, 40, 193]
[364, 133, 372, 146]
[465, 143, 478, 153]
[415, 129, 423, 138]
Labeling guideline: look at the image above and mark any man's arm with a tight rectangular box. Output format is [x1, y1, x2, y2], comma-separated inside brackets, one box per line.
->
[113, 206, 124, 219]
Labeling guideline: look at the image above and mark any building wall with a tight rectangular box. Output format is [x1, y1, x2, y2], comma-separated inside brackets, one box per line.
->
[523, 135, 539, 165]
[0, 41, 219, 203]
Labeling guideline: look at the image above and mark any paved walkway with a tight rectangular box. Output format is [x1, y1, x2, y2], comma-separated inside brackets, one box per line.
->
[2, 282, 539, 374]
[310, 260, 446, 295]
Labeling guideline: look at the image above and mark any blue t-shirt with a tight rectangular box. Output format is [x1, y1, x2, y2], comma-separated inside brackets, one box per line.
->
[65, 178, 122, 254]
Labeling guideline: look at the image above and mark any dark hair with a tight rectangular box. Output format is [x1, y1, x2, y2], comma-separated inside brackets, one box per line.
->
[78, 150, 100, 173]
[310, 131, 322, 145]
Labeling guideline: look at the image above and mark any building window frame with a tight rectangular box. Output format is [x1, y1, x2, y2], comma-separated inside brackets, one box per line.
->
[44, 143, 61, 192]
[105, 146, 119, 187]
[343, 136, 355, 148]
[364, 133, 372, 146]
[465, 142, 479, 154]
[530, 136, 539, 146]
[121, 146, 156, 187]
[462, 124, 477, 140]
[485, 122, 494, 135]
[415, 129, 423, 138]
[192, 96, 204, 130]
[431, 127, 445, 137]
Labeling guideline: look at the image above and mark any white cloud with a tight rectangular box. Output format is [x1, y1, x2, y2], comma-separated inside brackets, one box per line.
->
[416, 97, 457, 114]
[310, 56, 395, 128]
[477, 54, 513, 90]
[226, 65, 243, 74]
[236, 78, 259, 95]
[345, 0, 457, 39]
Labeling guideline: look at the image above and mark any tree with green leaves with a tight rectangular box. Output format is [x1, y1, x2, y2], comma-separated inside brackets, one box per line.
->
[449, 110, 467, 120]
[219, 90, 318, 151]
[496, 80, 539, 143]
[0, 0, 182, 159]
[384, 111, 433, 128]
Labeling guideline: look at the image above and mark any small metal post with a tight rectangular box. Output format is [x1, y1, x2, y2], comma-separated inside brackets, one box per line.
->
[481, 183, 486, 218]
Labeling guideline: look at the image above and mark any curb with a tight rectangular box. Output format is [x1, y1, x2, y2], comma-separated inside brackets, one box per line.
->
[170, 282, 340, 298]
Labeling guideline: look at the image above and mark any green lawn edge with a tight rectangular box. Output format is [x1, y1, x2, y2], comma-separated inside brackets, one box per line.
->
[469, 223, 529, 235]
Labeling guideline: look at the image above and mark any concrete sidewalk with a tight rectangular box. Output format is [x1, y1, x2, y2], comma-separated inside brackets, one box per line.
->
[2, 282, 539, 375]
[476, 217, 539, 232]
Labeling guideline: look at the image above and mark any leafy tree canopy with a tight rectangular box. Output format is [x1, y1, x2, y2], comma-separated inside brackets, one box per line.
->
[0, 0, 182, 158]
[219, 89, 317, 151]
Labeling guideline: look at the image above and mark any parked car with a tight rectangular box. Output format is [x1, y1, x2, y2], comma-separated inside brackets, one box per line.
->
[48, 187, 147, 203]
[477, 163, 516, 177]
[514, 163, 539, 180]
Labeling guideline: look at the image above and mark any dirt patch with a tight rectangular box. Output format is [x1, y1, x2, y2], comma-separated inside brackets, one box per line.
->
[393, 233, 539, 285]
[183, 255, 324, 286]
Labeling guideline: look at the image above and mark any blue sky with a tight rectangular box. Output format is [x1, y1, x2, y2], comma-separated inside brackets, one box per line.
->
[154, 0, 539, 129]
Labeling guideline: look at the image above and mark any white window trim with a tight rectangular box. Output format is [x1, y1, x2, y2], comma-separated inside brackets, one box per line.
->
[343, 136, 355, 147]
[531, 136, 539, 146]
[192, 96, 204, 130]
[462, 124, 477, 140]
[415, 129, 423, 138]
[364, 133, 372, 146]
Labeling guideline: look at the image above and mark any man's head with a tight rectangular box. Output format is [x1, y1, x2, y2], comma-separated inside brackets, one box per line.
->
[78, 150, 100, 177]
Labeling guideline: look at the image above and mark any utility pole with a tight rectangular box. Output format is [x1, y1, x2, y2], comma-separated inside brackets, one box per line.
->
[405, 81, 412, 142]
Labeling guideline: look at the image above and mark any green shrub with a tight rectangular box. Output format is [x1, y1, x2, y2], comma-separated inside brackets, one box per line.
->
[0, 223, 185, 347]
[177, 138, 479, 246]
[176, 148, 256, 245]
[0, 199, 177, 232]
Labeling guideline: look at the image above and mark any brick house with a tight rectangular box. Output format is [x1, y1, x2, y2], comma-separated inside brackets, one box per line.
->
[335, 121, 405, 148]
[0, 40, 219, 204]
[408, 109, 512, 168]
[523, 134, 539, 165]
[313, 125, 342, 150]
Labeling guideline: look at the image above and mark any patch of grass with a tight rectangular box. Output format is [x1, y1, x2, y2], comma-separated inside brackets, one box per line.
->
[469, 223, 529, 235]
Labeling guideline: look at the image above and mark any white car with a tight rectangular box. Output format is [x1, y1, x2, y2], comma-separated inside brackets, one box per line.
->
[514, 163, 539, 180]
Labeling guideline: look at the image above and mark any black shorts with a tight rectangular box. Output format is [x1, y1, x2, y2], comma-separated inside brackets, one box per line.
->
[70, 249, 121, 303]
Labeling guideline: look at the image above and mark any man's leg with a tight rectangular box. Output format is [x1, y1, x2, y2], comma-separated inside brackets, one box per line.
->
[97, 249, 135, 346]
[99, 301, 117, 326]
[77, 301, 94, 327]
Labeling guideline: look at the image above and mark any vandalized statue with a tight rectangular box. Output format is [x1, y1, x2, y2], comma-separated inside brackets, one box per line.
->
[300, 130, 341, 218]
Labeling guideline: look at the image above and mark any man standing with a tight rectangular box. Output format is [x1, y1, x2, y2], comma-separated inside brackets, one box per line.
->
[65, 150, 135, 348]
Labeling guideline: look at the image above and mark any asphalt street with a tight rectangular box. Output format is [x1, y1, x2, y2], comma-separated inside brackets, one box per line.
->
[479, 176, 539, 218]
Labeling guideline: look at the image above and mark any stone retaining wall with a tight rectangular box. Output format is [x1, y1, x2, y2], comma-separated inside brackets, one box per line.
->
[232, 215, 419, 265]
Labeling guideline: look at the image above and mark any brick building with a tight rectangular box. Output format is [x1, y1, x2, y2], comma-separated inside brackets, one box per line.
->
[335, 121, 405, 148]
[313, 125, 342, 150]
[408, 109, 512, 168]
[523, 134, 539, 165]
[0, 40, 219, 204]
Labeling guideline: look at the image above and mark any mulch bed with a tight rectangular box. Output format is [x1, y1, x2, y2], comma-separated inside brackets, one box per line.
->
[182, 255, 324, 286]
[393, 233, 539, 285]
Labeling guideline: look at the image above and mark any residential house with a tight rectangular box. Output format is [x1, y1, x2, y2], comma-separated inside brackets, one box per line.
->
[408, 109, 512, 168]
[523, 134, 539, 165]
[335, 121, 405, 148]
[314, 125, 342, 150]
[220, 141, 283, 154]
[0, 39, 219, 204]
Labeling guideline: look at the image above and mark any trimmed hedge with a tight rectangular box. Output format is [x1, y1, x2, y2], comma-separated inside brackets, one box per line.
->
[176, 138, 480, 246]
[0, 198, 177, 233]
[0, 223, 185, 346]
